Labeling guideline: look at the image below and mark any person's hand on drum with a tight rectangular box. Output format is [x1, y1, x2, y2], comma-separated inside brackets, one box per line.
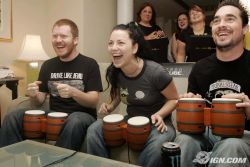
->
[54, 82, 76, 98]
[98, 103, 114, 115]
[27, 81, 42, 97]
[179, 92, 202, 98]
[151, 114, 167, 133]
[222, 93, 250, 119]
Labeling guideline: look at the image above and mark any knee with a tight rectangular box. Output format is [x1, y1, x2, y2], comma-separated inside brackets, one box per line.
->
[175, 134, 195, 145]
[175, 134, 202, 150]
[216, 138, 247, 151]
[4, 109, 24, 122]
[86, 121, 102, 139]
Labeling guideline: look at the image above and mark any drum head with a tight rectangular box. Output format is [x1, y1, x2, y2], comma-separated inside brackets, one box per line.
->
[25, 110, 45, 115]
[103, 114, 124, 123]
[212, 98, 241, 103]
[179, 97, 205, 102]
[48, 112, 68, 117]
[128, 116, 149, 126]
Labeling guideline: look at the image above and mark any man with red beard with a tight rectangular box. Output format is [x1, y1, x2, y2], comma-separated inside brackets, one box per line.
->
[175, 0, 250, 167]
[0, 19, 103, 151]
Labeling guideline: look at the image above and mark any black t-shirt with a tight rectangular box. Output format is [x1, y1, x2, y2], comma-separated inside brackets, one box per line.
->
[38, 54, 103, 118]
[178, 26, 215, 62]
[138, 23, 162, 36]
[188, 50, 250, 130]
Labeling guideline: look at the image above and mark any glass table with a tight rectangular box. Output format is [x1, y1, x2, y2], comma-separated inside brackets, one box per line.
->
[0, 140, 140, 167]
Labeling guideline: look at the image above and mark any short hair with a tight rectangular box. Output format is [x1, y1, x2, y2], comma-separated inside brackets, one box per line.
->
[189, 4, 205, 16]
[53, 19, 79, 37]
[214, 0, 249, 27]
[136, 2, 157, 26]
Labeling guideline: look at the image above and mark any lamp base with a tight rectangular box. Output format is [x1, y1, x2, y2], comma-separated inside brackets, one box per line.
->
[27, 63, 40, 84]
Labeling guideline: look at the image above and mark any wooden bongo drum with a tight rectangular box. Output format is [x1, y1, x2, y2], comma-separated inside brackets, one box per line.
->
[46, 112, 68, 141]
[127, 116, 151, 151]
[23, 110, 46, 138]
[211, 98, 244, 137]
[102, 114, 126, 147]
[176, 98, 206, 134]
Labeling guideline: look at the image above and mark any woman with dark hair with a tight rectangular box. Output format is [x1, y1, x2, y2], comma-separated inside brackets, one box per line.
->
[170, 12, 189, 60]
[86, 22, 178, 167]
[136, 2, 165, 40]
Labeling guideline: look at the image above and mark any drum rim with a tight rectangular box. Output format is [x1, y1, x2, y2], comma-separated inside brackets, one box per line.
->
[162, 142, 180, 149]
[127, 116, 149, 126]
[48, 112, 68, 117]
[25, 110, 45, 115]
[212, 98, 241, 103]
[178, 97, 205, 101]
[103, 114, 124, 123]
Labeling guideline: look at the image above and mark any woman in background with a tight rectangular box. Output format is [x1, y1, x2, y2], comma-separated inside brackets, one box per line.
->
[170, 12, 189, 61]
[136, 2, 165, 40]
[175, 5, 214, 62]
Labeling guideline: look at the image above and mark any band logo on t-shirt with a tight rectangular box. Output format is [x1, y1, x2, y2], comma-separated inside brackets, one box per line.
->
[50, 72, 83, 79]
[206, 79, 241, 103]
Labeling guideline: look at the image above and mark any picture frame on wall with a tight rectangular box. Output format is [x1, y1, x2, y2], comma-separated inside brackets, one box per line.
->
[0, 0, 12, 42]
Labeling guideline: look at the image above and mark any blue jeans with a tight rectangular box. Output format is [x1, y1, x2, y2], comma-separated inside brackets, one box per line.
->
[86, 118, 176, 167]
[0, 107, 95, 151]
[175, 128, 250, 167]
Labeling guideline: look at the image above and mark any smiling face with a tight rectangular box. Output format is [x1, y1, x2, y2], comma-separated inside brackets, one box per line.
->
[108, 30, 138, 68]
[189, 8, 205, 24]
[140, 6, 153, 24]
[52, 25, 78, 60]
[211, 5, 248, 51]
[178, 14, 189, 30]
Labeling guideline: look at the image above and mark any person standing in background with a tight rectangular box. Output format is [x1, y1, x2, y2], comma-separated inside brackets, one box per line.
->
[170, 12, 189, 62]
[175, 5, 215, 62]
[136, 2, 165, 40]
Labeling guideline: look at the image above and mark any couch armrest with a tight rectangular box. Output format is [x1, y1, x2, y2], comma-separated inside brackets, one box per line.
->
[7, 96, 50, 114]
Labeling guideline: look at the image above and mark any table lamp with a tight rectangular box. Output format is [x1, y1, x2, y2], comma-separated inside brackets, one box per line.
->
[17, 34, 50, 83]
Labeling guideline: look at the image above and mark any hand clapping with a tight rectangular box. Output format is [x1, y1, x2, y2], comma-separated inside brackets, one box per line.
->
[27, 81, 42, 97]
[53, 82, 75, 98]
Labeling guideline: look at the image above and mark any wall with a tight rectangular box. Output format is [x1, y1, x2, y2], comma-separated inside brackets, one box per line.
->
[82, 0, 116, 63]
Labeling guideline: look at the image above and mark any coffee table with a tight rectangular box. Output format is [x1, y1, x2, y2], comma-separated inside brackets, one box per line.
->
[0, 140, 140, 167]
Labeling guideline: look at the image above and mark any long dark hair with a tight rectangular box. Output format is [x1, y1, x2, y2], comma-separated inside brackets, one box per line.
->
[106, 22, 151, 101]
[175, 12, 189, 38]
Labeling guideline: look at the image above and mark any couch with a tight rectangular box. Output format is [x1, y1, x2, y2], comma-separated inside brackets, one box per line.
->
[5, 63, 188, 165]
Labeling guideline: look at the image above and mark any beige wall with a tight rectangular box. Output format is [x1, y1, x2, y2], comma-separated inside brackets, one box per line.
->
[0, 0, 116, 122]
[83, 0, 116, 62]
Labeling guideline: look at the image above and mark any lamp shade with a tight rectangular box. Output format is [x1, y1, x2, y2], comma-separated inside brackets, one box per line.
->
[17, 35, 49, 62]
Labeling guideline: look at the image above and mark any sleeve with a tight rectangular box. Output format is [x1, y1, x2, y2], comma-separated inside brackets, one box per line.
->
[85, 60, 103, 92]
[187, 64, 200, 94]
[153, 64, 172, 91]
[155, 24, 162, 31]
[178, 29, 187, 43]
[38, 61, 49, 93]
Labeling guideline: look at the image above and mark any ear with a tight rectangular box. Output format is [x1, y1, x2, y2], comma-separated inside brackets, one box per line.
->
[132, 43, 138, 55]
[74, 37, 79, 45]
[243, 24, 249, 35]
